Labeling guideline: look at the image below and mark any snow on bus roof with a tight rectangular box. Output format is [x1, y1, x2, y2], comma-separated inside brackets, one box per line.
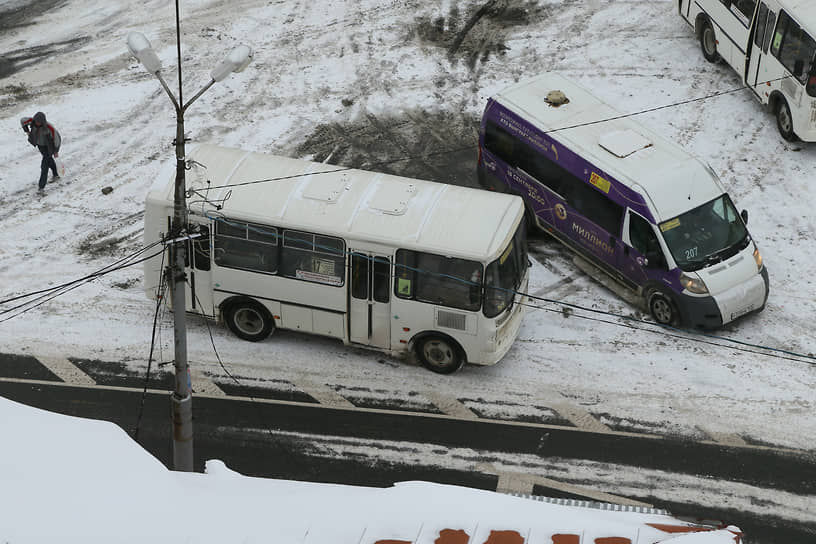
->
[491, 73, 724, 222]
[782, 0, 816, 30]
[0, 395, 743, 544]
[150, 144, 523, 260]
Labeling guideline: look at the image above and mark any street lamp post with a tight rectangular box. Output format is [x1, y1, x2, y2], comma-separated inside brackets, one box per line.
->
[127, 31, 252, 472]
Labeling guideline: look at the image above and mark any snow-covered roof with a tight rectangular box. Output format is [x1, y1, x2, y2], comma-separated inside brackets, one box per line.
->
[0, 396, 743, 543]
[147, 144, 524, 261]
[491, 72, 725, 222]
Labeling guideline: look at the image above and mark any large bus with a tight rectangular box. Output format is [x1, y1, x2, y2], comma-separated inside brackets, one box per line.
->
[144, 144, 529, 374]
[477, 72, 769, 329]
[679, 0, 816, 141]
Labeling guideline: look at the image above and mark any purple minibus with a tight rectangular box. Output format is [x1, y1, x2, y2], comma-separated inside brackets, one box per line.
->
[477, 73, 769, 329]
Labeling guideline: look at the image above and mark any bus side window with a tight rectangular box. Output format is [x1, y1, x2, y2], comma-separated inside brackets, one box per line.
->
[773, 12, 816, 83]
[629, 212, 662, 267]
[754, 3, 769, 49]
[484, 120, 516, 161]
[281, 230, 345, 285]
[563, 177, 623, 236]
[394, 249, 415, 299]
[485, 120, 564, 196]
[214, 220, 278, 274]
[372, 257, 391, 303]
[396, 249, 481, 311]
[770, 10, 788, 57]
[733, 0, 756, 22]
[763, 10, 776, 53]
[351, 254, 369, 300]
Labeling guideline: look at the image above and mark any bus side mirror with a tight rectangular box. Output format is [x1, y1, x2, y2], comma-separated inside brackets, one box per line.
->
[794, 59, 804, 77]
[741, 209, 749, 224]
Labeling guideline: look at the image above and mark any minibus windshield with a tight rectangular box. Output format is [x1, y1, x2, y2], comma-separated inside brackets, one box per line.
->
[484, 221, 527, 318]
[659, 195, 749, 272]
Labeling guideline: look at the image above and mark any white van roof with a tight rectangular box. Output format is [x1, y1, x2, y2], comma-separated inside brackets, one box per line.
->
[490, 73, 725, 222]
[147, 144, 523, 261]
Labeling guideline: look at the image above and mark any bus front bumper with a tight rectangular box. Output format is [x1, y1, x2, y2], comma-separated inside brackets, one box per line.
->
[677, 268, 769, 329]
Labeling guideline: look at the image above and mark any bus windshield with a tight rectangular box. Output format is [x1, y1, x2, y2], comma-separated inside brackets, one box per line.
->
[484, 221, 528, 318]
[659, 195, 750, 272]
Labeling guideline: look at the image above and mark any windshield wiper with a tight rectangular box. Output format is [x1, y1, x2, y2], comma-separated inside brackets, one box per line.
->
[703, 253, 725, 266]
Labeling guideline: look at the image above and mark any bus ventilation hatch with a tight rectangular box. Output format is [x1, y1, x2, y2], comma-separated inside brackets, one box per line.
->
[599, 129, 652, 158]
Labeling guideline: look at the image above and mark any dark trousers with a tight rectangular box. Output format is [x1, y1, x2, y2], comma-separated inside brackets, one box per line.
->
[38, 145, 57, 189]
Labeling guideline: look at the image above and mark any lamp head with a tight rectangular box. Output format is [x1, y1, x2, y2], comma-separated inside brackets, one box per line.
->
[126, 31, 162, 74]
[210, 45, 254, 82]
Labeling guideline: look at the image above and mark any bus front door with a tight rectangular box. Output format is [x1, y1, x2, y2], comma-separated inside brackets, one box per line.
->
[349, 252, 391, 349]
[184, 222, 215, 317]
[747, 3, 775, 93]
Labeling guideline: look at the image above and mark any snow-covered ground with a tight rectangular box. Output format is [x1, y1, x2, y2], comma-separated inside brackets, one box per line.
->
[0, 0, 814, 457]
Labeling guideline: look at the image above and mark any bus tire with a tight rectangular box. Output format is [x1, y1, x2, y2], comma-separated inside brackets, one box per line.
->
[775, 99, 797, 142]
[699, 20, 720, 63]
[647, 289, 679, 327]
[415, 335, 465, 374]
[224, 299, 274, 342]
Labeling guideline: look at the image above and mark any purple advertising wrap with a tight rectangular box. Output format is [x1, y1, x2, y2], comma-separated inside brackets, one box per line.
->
[480, 99, 683, 293]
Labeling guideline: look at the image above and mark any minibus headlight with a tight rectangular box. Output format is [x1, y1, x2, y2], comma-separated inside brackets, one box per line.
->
[680, 272, 708, 295]
[753, 247, 763, 271]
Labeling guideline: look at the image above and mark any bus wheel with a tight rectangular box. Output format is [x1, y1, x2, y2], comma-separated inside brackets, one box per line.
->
[416, 335, 465, 374]
[699, 21, 719, 63]
[225, 300, 274, 342]
[647, 290, 679, 327]
[776, 99, 797, 142]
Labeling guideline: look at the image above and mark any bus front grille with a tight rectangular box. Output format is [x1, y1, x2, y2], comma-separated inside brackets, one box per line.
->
[437, 310, 467, 331]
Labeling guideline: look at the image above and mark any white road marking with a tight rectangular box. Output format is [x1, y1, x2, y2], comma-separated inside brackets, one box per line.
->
[190, 369, 226, 397]
[425, 392, 479, 419]
[478, 463, 654, 507]
[705, 431, 748, 447]
[36, 356, 96, 386]
[0, 375, 798, 459]
[292, 379, 356, 408]
[549, 401, 612, 433]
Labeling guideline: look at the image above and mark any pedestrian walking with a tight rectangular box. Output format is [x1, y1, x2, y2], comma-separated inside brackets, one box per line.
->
[20, 111, 61, 193]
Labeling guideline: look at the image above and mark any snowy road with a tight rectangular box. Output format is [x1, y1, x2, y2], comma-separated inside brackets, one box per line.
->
[0, 0, 814, 532]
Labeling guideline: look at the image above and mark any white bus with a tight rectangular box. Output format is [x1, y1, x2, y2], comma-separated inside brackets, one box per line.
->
[679, 0, 816, 141]
[144, 144, 529, 374]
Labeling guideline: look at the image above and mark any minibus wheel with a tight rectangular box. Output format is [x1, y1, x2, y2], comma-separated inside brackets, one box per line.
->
[647, 290, 679, 327]
[776, 99, 797, 142]
[224, 300, 274, 342]
[415, 335, 465, 374]
[699, 20, 719, 63]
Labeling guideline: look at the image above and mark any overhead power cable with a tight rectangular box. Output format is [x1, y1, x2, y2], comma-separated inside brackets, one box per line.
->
[199, 214, 814, 366]
[134, 246, 168, 443]
[0, 242, 166, 324]
[199, 77, 789, 192]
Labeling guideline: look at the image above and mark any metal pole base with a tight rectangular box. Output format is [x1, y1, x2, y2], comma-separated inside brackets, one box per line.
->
[172, 392, 194, 471]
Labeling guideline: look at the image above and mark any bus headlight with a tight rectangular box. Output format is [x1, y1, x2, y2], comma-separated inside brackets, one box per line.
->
[753, 246, 763, 271]
[680, 272, 708, 294]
